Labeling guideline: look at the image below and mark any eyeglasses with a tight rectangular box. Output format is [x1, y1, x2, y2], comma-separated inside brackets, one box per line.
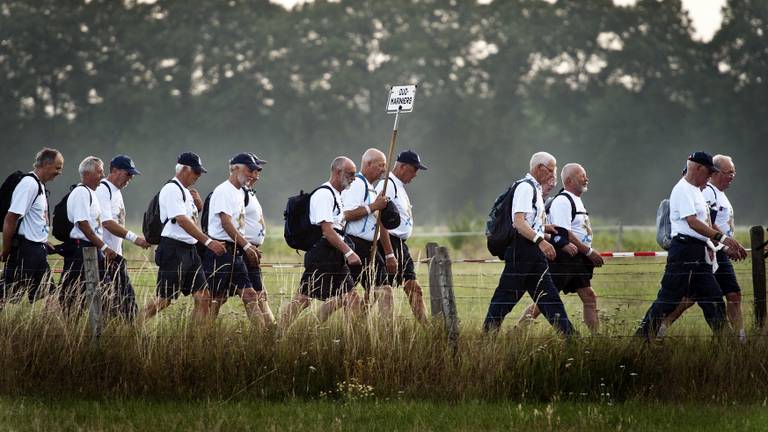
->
[343, 171, 356, 180]
[539, 164, 555, 174]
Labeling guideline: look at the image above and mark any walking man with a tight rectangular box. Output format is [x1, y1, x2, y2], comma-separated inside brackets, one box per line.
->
[516, 163, 604, 334]
[203, 153, 266, 327]
[636, 152, 746, 339]
[95, 155, 150, 321]
[341, 148, 392, 316]
[375, 150, 429, 323]
[281, 157, 363, 328]
[59, 156, 116, 315]
[483, 151, 575, 335]
[1, 148, 64, 307]
[138, 152, 226, 324]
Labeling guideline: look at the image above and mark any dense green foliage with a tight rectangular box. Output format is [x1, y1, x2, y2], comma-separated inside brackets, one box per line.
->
[1, 0, 766, 225]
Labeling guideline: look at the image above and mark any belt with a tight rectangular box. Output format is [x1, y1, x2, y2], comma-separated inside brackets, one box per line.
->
[673, 234, 707, 246]
[159, 237, 197, 249]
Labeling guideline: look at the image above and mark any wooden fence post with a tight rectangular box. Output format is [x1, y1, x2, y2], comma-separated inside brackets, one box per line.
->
[426, 242, 442, 317]
[82, 246, 102, 343]
[426, 243, 459, 343]
[750, 226, 767, 329]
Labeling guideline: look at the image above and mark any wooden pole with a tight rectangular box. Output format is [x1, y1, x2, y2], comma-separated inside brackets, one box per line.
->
[365, 108, 401, 303]
[750, 226, 767, 328]
[426, 242, 441, 316]
[82, 246, 102, 343]
[435, 246, 459, 343]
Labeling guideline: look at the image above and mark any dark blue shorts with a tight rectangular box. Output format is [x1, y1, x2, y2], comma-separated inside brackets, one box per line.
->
[203, 243, 252, 297]
[1, 235, 53, 302]
[245, 261, 264, 292]
[549, 251, 594, 294]
[155, 237, 208, 299]
[385, 235, 417, 286]
[300, 237, 354, 301]
[348, 235, 388, 289]
[715, 250, 740, 294]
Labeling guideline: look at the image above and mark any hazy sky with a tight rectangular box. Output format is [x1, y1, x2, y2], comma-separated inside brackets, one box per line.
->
[274, 0, 727, 42]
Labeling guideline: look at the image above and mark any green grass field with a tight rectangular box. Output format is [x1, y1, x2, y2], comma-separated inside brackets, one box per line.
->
[1, 228, 765, 430]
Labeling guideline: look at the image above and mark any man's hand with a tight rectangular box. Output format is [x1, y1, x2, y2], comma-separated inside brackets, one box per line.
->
[587, 249, 605, 267]
[562, 243, 578, 257]
[371, 191, 387, 212]
[723, 237, 748, 261]
[0, 248, 10, 262]
[346, 251, 362, 266]
[244, 246, 260, 266]
[544, 224, 558, 235]
[189, 188, 203, 211]
[134, 236, 150, 249]
[538, 239, 556, 261]
[207, 239, 226, 256]
[385, 255, 398, 273]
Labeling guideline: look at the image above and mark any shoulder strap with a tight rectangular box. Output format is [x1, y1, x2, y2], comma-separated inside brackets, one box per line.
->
[74, 184, 92, 205]
[243, 187, 250, 207]
[356, 173, 369, 202]
[19, 173, 44, 216]
[100, 180, 113, 200]
[388, 175, 399, 199]
[520, 179, 537, 212]
[314, 185, 339, 213]
[168, 179, 186, 202]
[705, 184, 717, 203]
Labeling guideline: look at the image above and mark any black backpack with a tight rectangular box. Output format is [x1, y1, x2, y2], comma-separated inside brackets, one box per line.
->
[544, 189, 588, 222]
[284, 185, 339, 251]
[143, 180, 185, 245]
[52, 184, 91, 242]
[0, 171, 43, 233]
[200, 187, 250, 234]
[485, 179, 536, 259]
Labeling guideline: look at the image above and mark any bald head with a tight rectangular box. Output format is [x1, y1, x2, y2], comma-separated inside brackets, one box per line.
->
[360, 148, 387, 182]
[561, 163, 589, 196]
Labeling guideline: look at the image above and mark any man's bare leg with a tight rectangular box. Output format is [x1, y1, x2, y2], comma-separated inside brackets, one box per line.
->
[137, 297, 172, 325]
[190, 289, 212, 323]
[576, 286, 599, 335]
[658, 297, 694, 336]
[516, 303, 540, 330]
[725, 292, 745, 342]
[210, 296, 227, 320]
[403, 280, 427, 323]
[318, 295, 343, 323]
[256, 290, 276, 326]
[374, 285, 394, 321]
[281, 293, 311, 329]
[238, 287, 265, 328]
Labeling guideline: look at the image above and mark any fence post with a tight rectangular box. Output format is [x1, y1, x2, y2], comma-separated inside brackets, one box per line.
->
[82, 246, 102, 343]
[426, 243, 459, 343]
[426, 242, 442, 317]
[750, 226, 767, 329]
[615, 221, 624, 252]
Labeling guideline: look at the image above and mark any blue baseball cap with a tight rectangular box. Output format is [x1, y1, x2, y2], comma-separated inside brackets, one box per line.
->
[396, 150, 428, 170]
[177, 152, 207, 174]
[110, 155, 141, 175]
[230, 153, 264, 172]
[688, 151, 718, 173]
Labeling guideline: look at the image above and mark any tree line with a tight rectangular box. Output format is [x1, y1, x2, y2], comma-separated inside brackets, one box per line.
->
[1, 0, 766, 225]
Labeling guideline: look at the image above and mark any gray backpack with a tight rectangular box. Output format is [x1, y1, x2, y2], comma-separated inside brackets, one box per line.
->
[656, 198, 672, 250]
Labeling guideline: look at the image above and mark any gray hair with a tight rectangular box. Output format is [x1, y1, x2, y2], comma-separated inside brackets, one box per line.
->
[78, 156, 103, 177]
[713, 154, 733, 169]
[330, 156, 350, 173]
[529, 151, 556, 172]
[33, 148, 61, 168]
[229, 163, 246, 173]
[361, 148, 385, 167]
[175, 163, 185, 174]
[561, 163, 583, 182]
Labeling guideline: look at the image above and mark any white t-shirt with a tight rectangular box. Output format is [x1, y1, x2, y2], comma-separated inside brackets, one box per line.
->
[511, 174, 545, 236]
[669, 177, 710, 241]
[376, 174, 412, 240]
[9, 173, 49, 243]
[96, 180, 126, 255]
[341, 174, 378, 241]
[703, 183, 734, 237]
[67, 184, 103, 241]
[547, 190, 593, 248]
[243, 188, 266, 245]
[309, 182, 344, 232]
[159, 178, 198, 244]
[207, 180, 246, 242]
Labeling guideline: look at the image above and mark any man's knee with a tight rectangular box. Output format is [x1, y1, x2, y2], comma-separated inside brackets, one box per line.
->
[239, 287, 259, 303]
[291, 293, 312, 308]
[726, 292, 741, 304]
[343, 290, 361, 306]
[577, 287, 598, 306]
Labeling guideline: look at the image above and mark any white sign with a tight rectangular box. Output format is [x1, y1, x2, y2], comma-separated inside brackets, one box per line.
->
[386, 85, 417, 113]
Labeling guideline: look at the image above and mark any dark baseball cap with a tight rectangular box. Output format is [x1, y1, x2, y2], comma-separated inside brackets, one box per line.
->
[230, 153, 264, 171]
[110, 155, 141, 175]
[177, 152, 207, 174]
[247, 152, 268, 168]
[396, 150, 428, 170]
[687, 151, 718, 172]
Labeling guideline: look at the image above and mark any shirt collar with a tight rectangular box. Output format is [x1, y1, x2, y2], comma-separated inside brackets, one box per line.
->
[390, 173, 405, 189]
[524, 173, 541, 189]
[708, 182, 724, 194]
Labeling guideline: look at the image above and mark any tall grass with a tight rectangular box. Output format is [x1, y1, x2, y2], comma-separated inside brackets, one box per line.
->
[1, 304, 768, 402]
